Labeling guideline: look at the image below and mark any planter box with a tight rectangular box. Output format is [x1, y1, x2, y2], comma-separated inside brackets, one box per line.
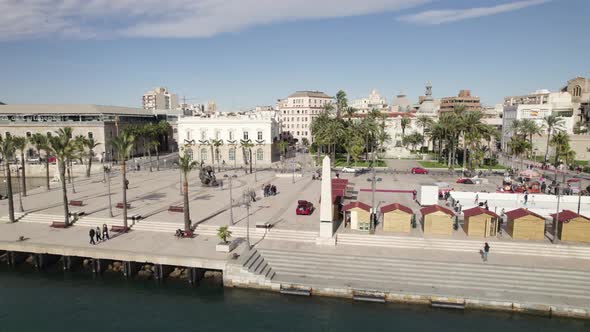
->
[216, 240, 238, 253]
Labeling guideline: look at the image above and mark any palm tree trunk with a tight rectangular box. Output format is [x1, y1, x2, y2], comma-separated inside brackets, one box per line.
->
[249, 149, 253, 174]
[156, 147, 160, 171]
[5, 163, 15, 223]
[544, 130, 551, 164]
[20, 150, 27, 196]
[86, 156, 92, 177]
[148, 150, 153, 172]
[67, 160, 72, 183]
[183, 174, 190, 232]
[122, 160, 128, 229]
[70, 162, 76, 194]
[59, 160, 69, 226]
[45, 152, 50, 191]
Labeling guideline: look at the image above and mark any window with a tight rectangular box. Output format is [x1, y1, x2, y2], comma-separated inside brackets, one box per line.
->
[186, 130, 192, 140]
[256, 148, 264, 161]
[26, 132, 31, 138]
[243, 131, 248, 140]
[87, 132, 93, 139]
[200, 131, 206, 140]
[215, 130, 220, 139]
[47, 132, 52, 137]
[186, 149, 193, 161]
[200, 148, 208, 161]
[573, 86, 582, 97]
[5, 132, 10, 138]
[229, 131, 234, 140]
[229, 148, 236, 161]
[257, 131, 263, 140]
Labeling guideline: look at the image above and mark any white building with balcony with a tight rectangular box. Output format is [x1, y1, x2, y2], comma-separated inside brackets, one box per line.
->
[177, 111, 281, 167]
[277, 91, 334, 144]
[501, 90, 575, 150]
[350, 89, 388, 114]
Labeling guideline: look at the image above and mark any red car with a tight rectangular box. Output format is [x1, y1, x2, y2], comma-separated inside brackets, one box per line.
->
[411, 167, 428, 174]
[296, 200, 314, 215]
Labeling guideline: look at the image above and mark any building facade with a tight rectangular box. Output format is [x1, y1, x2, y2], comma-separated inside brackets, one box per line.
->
[501, 90, 575, 150]
[440, 90, 481, 113]
[177, 111, 281, 166]
[142, 87, 179, 111]
[350, 89, 387, 114]
[277, 91, 333, 144]
[0, 104, 156, 161]
[563, 77, 590, 128]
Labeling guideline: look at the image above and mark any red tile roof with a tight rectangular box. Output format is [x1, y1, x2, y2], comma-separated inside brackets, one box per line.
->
[332, 178, 349, 185]
[380, 203, 413, 214]
[505, 208, 544, 221]
[420, 205, 454, 216]
[462, 207, 499, 219]
[342, 201, 371, 212]
[550, 210, 590, 223]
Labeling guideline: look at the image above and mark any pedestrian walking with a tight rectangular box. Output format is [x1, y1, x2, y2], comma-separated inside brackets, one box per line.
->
[102, 224, 109, 240]
[524, 190, 529, 205]
[483, 242, 490, 262]
[474, 194, 479, 205]
[89, 228, 96, 245]
[125, 179, 129, 190]
[95, 227, 102, 242]
[484, 200, 489, 211]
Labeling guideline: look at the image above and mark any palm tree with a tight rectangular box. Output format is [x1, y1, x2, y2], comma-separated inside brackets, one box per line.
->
[276, 140, 288, 169]
[177, 152, 198, 232]
[146, 140, 159, 172]
[155, 120, 171, 170]
[12, 136, 28, 197]
[345, 107, 357, 122]
[112, 131, 135, 230]
[335, 90, 347, 119]
[217, 226, 232, 244]
[47, 127, 76, 226]
[310, 112, 331, 162]
[508, 137, 531, 171]
[400, 117, 411, 138]
[460, 111, 485, 171]
[0, 135, 16, 222]
[83, 137, 100, 177]
[543, 115, 565, 164]
[521, 119, 542, 143]
[416, 115, 433, 151]
[30, 133, 51, 190]
[240, 139, 254, 174]
[211, 138, 224, 172]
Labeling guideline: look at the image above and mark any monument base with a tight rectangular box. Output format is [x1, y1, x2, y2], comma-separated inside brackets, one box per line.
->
[315, 237, 336, 246]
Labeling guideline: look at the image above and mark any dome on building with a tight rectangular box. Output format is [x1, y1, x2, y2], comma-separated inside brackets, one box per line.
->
[390, 91, 411, 112]
[417, 82, 438, 115]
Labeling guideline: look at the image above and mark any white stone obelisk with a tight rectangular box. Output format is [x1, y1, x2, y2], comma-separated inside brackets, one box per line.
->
[317, 156, 336, 245]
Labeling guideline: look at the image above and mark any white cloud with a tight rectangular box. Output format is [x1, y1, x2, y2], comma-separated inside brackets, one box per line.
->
[0, 0, 431, 40]
[398, 0, 550, 25]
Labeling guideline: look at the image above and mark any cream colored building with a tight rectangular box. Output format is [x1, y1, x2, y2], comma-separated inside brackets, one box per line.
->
[142, 87, 179, 111]
[350, 89, 388, 114]
[177, 111, 281, 166]
[0, 104, 156, 161]
[277, 91, 334, 144]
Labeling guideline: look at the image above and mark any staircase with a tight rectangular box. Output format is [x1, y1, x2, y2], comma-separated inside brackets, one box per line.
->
[0, 212, 27, 223]
[336, 233, 590, 260]
[258, 248, 590, 305]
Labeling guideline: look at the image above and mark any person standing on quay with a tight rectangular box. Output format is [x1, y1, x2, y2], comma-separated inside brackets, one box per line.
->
[102, 224, 110, 241]
[89, 228, 96, 245]
[95, 226, 102, 242]
[483, 242, 490, 262]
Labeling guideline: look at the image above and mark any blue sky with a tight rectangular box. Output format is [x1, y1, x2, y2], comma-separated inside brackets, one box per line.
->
[0, 0, 588, 110]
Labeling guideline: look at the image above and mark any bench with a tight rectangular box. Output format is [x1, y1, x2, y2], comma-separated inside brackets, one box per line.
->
[116, 203, 131, 209]
[50, 221, 68, 228]
[168, 206, 184, 213]
[131, 215, 142, 221]
[256, 222, 271, 229]
[69, 200, 84, 207]
[111, 225, 130, 233]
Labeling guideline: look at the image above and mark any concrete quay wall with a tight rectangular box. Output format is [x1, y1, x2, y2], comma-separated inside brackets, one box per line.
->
[224, 274, 590, 320]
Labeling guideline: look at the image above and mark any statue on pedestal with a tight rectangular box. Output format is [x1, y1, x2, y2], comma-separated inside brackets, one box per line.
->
[199, 164, 218, 186]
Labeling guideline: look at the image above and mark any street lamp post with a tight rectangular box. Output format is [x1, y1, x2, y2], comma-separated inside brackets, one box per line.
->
[553, 184, 560, 244]
[228, 174, 237, 225]
[367, 171, 382, 234]
[242, 189, 252, 249]
[15, 167, 24, 213]
[104, 165, 113, 218]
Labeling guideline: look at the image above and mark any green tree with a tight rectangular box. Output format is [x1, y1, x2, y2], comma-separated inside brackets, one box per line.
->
[335, 90, 348, 119]
[30, 133, 51, 191]
[344, 107, 357, 122]
[47, 127, 76, 226]
[217, 226, 232, 243]
[240, 139, 254, 174]
[177, 152, 198, 232]
[276, 140, 288, 166]
[211, 138, 224, 172]
[112, 131, 135, 229]
[543, 115, 565, 164]
[83, 137, 100, 177]
[146, 140, 159, 172]
[12, 136, 28, 197]
[0, 135, 16, 222]
[400, 117, 411, 138]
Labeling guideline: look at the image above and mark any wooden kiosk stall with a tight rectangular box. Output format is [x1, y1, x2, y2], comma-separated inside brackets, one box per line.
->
[551, 210, 590, 243]
[462, 207, 500, 237]
[342, 202, 372, 232]
[380, 203, 413, 233]
[420, 205, 455, 236]
[505, 208, 546, 240]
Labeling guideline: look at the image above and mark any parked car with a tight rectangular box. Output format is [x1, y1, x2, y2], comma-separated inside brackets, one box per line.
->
[456, 178, 475, 184]
[296, 200, 314, 215]
[341, 167, 358, 173]
[26, 157, 41, 164]
[411, 167, 428, 174]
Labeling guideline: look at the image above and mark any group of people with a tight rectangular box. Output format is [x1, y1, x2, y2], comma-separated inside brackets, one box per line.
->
[88, 224, 110, 245]
[262, 184, 277, 197]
